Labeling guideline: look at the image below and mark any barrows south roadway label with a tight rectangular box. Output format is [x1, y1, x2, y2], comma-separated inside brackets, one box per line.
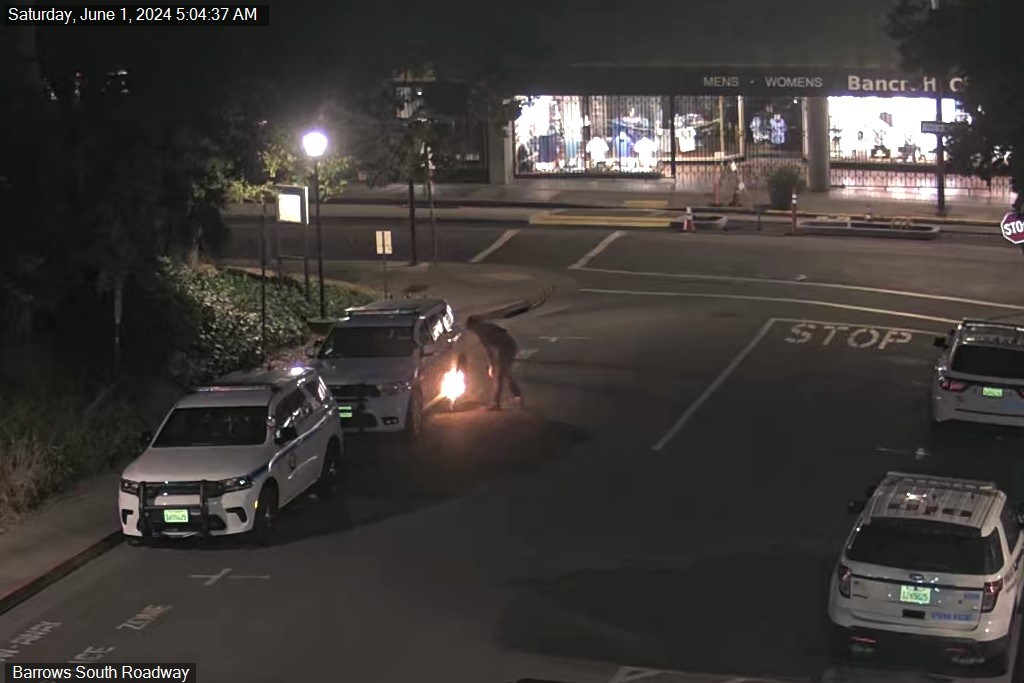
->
[784, 323, 914, 349]
[4, 662, 196, 680]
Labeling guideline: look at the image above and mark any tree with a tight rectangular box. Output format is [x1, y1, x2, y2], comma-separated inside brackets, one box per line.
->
[888, 0, 1024, 209]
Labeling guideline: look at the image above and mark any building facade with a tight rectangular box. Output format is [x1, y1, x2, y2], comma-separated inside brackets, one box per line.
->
[483, 0, 1012, 197]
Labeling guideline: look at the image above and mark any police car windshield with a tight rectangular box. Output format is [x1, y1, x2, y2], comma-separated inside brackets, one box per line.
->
[951, 344, 1024, 379]
[153, 406, 268, 448]
[320, 325, 416, 359]
[847, 519, 1002, 575]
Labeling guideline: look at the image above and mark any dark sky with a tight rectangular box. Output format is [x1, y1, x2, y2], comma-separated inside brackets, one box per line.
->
[23, 0, 907, 100]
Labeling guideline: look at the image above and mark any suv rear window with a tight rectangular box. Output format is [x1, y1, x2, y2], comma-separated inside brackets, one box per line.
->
[847, 519, 1003, 575]
[320, 325, 415, 358]
[951, 344, 1024, 379]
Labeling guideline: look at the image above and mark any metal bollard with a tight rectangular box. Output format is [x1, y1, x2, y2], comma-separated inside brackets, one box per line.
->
[791, 192, 798, 235]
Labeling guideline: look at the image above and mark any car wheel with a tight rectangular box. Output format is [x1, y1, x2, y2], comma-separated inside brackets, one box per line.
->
[314, 440, 344, 501]
[402, 388, 424, 441]
[983, 648, 1010, 676]
[251, 484, 279, 547]
[125, 535, 148, 547]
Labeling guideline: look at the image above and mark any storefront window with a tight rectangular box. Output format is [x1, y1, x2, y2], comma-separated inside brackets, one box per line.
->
[514, 94, 742, 175]
[827, 96, 963, 164]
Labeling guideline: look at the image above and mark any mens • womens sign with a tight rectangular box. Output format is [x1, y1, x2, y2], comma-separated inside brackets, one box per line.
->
[1001, 213, 1024, 245]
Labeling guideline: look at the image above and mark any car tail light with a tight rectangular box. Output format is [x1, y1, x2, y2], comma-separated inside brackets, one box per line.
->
[981, 578, 1003, 613]
[837, 564, 852, 598]
[939, 377, 968, 392]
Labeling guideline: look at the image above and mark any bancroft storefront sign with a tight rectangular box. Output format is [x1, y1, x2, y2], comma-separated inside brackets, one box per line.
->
[534, 65, 968, 97]
[681, 70, 966, 96]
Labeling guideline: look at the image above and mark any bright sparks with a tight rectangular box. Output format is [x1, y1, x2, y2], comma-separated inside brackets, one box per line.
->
[440, 368, 466, 402]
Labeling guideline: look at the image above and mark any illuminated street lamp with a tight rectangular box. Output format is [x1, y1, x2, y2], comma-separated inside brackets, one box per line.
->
[302, 130, 328, 317]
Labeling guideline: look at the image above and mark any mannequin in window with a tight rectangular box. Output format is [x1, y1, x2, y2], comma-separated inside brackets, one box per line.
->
[614, 131, 633, 162]
[750, 115, 770, 144]
[770, 114, 787, 146]
[586, 136, 609, 166]
[516, 142, 532, 173]
[634, 136, 657, 169]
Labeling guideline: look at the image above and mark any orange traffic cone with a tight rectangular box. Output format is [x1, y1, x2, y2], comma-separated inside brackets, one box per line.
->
[682, 206, 695, 232]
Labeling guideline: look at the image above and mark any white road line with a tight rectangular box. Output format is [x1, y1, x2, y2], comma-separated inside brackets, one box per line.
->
[578, 266, 1024, 312]
[469, 228, 521, 263]
[773, 317, 943, 336]
[579, 288, 960, 324]
[570, 230, 627, 270]
[652, 318, 777, 452]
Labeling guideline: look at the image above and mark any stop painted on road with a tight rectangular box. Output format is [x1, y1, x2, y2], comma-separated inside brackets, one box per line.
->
[784, 322, 914, 350]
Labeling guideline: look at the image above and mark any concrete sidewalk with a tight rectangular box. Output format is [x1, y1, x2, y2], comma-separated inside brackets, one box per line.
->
[325, 178, 1014, 227]
[0, 260, 568, 614]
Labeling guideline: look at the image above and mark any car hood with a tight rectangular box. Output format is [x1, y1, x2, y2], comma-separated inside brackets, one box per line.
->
[312, 357, 418, 384]
[122, 446, 268, 483]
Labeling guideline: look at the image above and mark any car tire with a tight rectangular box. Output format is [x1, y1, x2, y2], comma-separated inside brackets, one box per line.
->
[402, 388, 424, 441]
[251, 484, 279, 547]
[984, 648, 1010, 676]
[125, 535, 148, 547]
[314, 440, 344, 501]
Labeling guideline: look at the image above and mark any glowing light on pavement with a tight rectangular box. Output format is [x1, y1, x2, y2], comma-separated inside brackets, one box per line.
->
[441, 368, 466, 402]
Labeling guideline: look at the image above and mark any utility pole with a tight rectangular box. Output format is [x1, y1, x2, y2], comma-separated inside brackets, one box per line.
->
[408, 179, 418, 265]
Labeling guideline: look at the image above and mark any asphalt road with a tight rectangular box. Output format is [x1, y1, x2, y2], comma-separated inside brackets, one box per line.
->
[4, 217, 1024, 683]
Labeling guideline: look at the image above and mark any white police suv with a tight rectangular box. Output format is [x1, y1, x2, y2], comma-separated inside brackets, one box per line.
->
[830, 472, 1024, 673]
[119, 367, 344, 545]
[308, 298, 462, 439]
[933, 320, 1024, 428]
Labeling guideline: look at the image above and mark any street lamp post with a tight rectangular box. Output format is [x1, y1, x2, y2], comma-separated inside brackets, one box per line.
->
[302, 130, 328, 318]
[931, 0, 948, 217]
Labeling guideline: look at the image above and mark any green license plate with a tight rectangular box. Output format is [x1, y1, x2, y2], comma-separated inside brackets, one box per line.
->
[162, 509, 189, 524]
[982, 387, 1004, 398]
[900, 585, 931, 605]
[338, 405, 353, 419]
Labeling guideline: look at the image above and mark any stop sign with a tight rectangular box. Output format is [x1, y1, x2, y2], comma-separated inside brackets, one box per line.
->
[1001, 212, 1024, 244]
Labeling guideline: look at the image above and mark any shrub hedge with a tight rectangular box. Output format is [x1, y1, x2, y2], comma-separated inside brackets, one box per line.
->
[160, 261, 373, 385]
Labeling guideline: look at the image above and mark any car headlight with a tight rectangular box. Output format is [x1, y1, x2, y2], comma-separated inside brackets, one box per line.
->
[121, 479, 140, 494]
[219, 475, 254, 493]
[379, 381, 412, 395]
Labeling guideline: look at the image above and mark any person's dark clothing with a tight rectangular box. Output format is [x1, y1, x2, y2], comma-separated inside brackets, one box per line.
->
[468, 320, 521, 408]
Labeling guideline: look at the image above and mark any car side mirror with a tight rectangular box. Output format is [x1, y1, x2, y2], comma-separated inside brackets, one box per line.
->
[139, 430, 153, 446]
[848, 500, 866, 515]
[933, 336, 948, 349]
[274, 425, 299, 445]
[421, 342, 438, 357]
[864, 485, 876, 498]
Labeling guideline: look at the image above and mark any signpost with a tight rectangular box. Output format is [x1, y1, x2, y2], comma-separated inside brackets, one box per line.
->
[376, 230, 393, 298]
[275, 185, 310, 299]
[920, 121, 952, 135]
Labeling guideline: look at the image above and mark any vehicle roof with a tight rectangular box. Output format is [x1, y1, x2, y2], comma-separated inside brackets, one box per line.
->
[332, 298, 446, 328]
[864, 471, 1004, 534]
[175, 367, 317, 408]
[956, 320, 1024, 350]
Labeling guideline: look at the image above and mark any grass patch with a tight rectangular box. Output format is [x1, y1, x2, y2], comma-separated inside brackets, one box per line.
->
[0, 389, 144, 524]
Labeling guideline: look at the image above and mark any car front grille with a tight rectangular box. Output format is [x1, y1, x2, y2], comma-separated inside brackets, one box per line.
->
[147, 481, 203, 497]
[330, 384, 380, 399]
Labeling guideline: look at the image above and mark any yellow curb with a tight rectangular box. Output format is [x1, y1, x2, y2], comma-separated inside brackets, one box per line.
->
[623, 199, 669, 209]
[529, 213, 675, 228]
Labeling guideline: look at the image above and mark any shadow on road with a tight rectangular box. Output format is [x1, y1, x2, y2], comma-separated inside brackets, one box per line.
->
[149, 407, 583, 552]
[495, 542, 838, 680]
